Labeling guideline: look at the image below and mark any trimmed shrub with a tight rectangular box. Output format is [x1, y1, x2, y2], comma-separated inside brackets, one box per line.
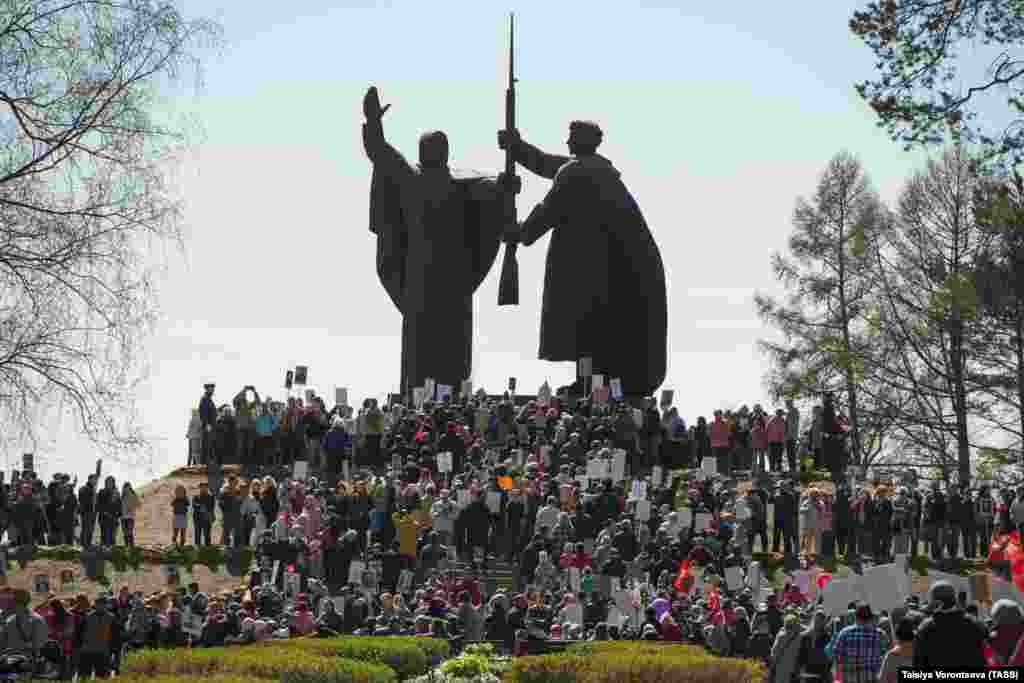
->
[121, 645, 395, 682]
[275, 637, 432, 679]
[508, 641, 764, 683]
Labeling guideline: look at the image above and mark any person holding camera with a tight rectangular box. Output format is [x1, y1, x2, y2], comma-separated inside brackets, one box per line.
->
[234, 385, 262, 466]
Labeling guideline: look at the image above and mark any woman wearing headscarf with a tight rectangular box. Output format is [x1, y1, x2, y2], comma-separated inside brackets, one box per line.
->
[988, 600, 1024, 666]
[485, 594, 512, 646]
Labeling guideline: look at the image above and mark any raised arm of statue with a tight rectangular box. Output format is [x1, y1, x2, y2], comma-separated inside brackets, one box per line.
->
[498, 129, 570, 180]
[362, 86, 414, 184]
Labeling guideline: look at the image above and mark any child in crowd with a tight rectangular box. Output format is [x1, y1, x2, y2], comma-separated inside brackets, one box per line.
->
[171, 484, 190, 546]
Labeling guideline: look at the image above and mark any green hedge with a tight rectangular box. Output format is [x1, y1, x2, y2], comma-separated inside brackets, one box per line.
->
[507, 641, 764, 683]
[121, 644, 395, 682]
[274, 637, 445, 679]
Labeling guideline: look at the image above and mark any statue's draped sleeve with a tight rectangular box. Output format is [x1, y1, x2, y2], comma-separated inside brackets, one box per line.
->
[519, 162, 581, 247]
[363, 119, 415, 311]
[461, 177, 506, 292]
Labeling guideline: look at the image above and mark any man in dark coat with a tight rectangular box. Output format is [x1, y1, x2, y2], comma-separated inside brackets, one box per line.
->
[199, 384, 217, 465]
[498, 122, 667, 400]
[913, 581, 987, 668]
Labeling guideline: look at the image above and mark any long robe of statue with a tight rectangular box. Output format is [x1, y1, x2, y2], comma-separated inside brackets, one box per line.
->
[363, 116, 504, 399]
[510, 136, 668, 399]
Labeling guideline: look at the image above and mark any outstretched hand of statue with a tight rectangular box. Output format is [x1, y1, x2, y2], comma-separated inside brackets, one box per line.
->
[364, 86, 391, 121]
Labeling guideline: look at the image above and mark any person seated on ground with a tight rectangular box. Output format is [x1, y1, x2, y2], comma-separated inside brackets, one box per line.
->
[291, 595, 316, 636]
[316, 599, 344, 637]
[160, 607, 188, 647]
[199, 601, 230, 647]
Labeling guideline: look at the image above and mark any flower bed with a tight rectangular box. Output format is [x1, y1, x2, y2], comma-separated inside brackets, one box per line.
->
[273, 636, 449, 679]
[120, 642, 396, 682]
[506, 641, 765, 683]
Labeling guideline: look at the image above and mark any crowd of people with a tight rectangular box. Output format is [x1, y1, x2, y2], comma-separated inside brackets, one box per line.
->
[0, 381, 1016, 681]
[0, 471, 142, 550]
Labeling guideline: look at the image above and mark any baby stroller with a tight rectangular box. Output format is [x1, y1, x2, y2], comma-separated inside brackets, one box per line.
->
[0, 640, 63, 680]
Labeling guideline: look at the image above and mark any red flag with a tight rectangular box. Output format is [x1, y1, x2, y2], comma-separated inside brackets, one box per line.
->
[673, 560, 691, 593]
[708, 588, 720, 612]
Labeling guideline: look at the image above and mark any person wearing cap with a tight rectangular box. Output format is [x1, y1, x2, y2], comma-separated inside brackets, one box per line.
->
[828, 603, 886, 683]
[769, 611, 803, 683]
[199, 383, 217, 465]
[912, 580, 987, 668]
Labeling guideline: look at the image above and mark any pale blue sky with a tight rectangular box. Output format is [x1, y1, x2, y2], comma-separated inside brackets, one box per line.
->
[20, 2, 939, 483]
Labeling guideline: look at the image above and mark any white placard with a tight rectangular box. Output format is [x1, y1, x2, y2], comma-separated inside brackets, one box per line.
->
[702, 457, 717, 475]
[424, 378, 436, 400]
[592, 374, 605, 390]
[413, 387, 425, 409]
[569, 567, 581, 593]
[822, 578, 862, 617]
[725, 566, 744, 592]
[747, 562, 762, 594]
[293, 460, 309, 481]
[348, 561, 365, 586]
[284, 571, 301, 599]
[862, 563, 907, 614]
[437, 452, 453, 473]
[182, 607, 203, 637]
[611, 450, 626, 482]
[335, 388, 348, 407]
[271, 560, 281, 585]
[398, 569, 414, 594]
[587, 458, 606, 480]
[610, 378, 623, 400]
[694, 513, 712, 532]
[635, 499, 651, 522]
